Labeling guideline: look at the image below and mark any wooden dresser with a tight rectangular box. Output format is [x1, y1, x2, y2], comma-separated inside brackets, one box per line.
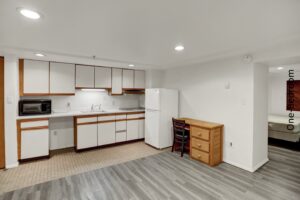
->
[179, 118, 223, 166]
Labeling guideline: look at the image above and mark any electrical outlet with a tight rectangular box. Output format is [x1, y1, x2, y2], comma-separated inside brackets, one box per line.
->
[229, 142, 233, 147]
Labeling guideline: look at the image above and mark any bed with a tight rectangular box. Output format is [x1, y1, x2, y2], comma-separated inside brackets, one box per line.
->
[268, 115, 300, 142]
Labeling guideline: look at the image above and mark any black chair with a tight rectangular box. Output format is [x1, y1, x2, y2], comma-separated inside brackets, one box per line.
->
[172, 118, 189, 157]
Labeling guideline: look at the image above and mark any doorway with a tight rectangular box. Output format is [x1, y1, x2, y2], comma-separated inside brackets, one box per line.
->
[0, 57, 4, 169]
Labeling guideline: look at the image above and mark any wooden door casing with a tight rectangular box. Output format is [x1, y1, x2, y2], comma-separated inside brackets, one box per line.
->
[0, 57, 5, 169]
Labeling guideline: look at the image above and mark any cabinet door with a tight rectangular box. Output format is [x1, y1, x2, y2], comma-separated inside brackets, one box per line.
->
[111, 68, 122, 94]
[77, 124, 98, 149]
[122, 69, 134, 89]
[23, 60, 49, 94]
[138, 119, 145, 139]
[127, 120, 139, 141]
[95, 67, 112, 88]
[98, 122, 115, 145]
[116, 131, 126, 142]
[50, 62, 75, 94]
[76, 65, 95, 88]
[116, 121, 126, 132]
[21, 128, 49, 159]
[134, 70, 145, 89]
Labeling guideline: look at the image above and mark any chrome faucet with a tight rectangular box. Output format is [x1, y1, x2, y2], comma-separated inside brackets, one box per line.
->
[91, 104, 95, 111]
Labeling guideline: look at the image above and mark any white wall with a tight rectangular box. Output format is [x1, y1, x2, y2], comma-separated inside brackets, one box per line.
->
[162, 57, 258, 171]
[146, 69, 165, 88]
[4, 55, 19, 168]
[269, 64, 300, 116]
[252, 63, 269, 171]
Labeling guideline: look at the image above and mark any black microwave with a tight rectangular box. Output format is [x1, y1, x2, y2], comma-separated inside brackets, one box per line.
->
[19, 99, 51, 116]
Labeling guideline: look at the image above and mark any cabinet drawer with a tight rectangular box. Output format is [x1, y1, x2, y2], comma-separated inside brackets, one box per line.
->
[191, 127, 210, 140]
[21, 120, 48, 128]
[98, 115, 116, 121]
[77, 117, 97, 124]
[127, 113, 144, 119]
[191, 148, 209, 164]
[191, 138, 209, 152]
[116, 114, 126, 120]
[116, 121, 126, 131]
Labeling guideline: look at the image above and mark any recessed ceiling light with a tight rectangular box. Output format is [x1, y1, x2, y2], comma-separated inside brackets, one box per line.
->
[128, 64, 135, 67]
[175, 45, 184, 52]
[277, 67, 284, 70]
[35, 53, 45, 57]
[18, 8, 41, 20]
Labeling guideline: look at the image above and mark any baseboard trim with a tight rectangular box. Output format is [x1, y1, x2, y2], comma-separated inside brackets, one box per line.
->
[223, 160, 253, 172]
[252, 158, 269, 172]
[5, 162, 19, 169]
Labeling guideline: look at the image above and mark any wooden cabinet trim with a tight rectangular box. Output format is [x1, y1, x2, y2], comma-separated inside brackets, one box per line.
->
[97, 120, 116, 124]
[126, 117, 145, 121]
[0, 57, 5, 168]
[126, 112, 145, 115]
[18, 118, 49, 123]
[19, 59, 24, 96]
[21, 126, 49, 131]
[115, 119, 127, 122]
[77, 121, 99, 126]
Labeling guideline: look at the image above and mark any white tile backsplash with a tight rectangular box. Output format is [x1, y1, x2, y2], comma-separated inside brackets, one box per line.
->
[21, 90, 144, 112]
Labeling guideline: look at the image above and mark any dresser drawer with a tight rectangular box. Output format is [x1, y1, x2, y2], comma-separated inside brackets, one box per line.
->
[191, 138, 209, 152]
[191, 148, 209, 164]
[191, 127, 210, 140]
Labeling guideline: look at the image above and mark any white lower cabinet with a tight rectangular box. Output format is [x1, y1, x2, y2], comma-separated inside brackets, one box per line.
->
[98, 122, 115, 145]
[77, 124, 98, 149]
[138, 119, 145, 139]
[116, 120, 127, 142]
[127, 120, 139, 141]
[21, 128, 49, 159]
[116, 131, 127, 142]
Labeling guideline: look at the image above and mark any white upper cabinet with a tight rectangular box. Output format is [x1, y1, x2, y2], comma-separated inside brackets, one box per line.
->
[122, 69, 134, 89]
[134, 70, 145, 89]
[50, 62, 75, 94]
[95, 67, 112, 88]
[23, 60, 49, 94]
[112, 68, 122, 94]
[76, 65, 95, 88]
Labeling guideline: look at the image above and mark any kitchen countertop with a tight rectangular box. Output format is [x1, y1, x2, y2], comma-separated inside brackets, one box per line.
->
[17, 109, 145, 120]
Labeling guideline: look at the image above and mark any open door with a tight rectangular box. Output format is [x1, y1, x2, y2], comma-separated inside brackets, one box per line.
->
[0, 57, 5, 169]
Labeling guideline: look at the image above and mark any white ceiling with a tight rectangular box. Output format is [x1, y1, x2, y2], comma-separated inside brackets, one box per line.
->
[1, 0, 300, 69]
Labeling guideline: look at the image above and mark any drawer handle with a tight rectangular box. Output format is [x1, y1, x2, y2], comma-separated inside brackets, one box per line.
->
[197, 155, 201, 159]
[198, 144, 202, 148]
[198, 133, 202, 137]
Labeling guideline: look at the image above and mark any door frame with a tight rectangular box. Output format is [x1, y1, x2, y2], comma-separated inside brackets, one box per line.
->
[0, 56, 5, 169]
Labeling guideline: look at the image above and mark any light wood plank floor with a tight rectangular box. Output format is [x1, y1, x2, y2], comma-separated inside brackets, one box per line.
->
[0, 145, 299, 200]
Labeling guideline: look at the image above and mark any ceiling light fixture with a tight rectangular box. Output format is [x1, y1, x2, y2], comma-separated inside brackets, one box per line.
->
[18, 8, 41, 20]
[277, 67, 284, 70]
[35, 53, 45, 57]
[128, 64, 135, 67]
[175, 45, 184, 52]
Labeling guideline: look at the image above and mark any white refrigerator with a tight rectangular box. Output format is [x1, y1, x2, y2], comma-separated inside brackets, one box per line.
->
[145, 88, 178, 149]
